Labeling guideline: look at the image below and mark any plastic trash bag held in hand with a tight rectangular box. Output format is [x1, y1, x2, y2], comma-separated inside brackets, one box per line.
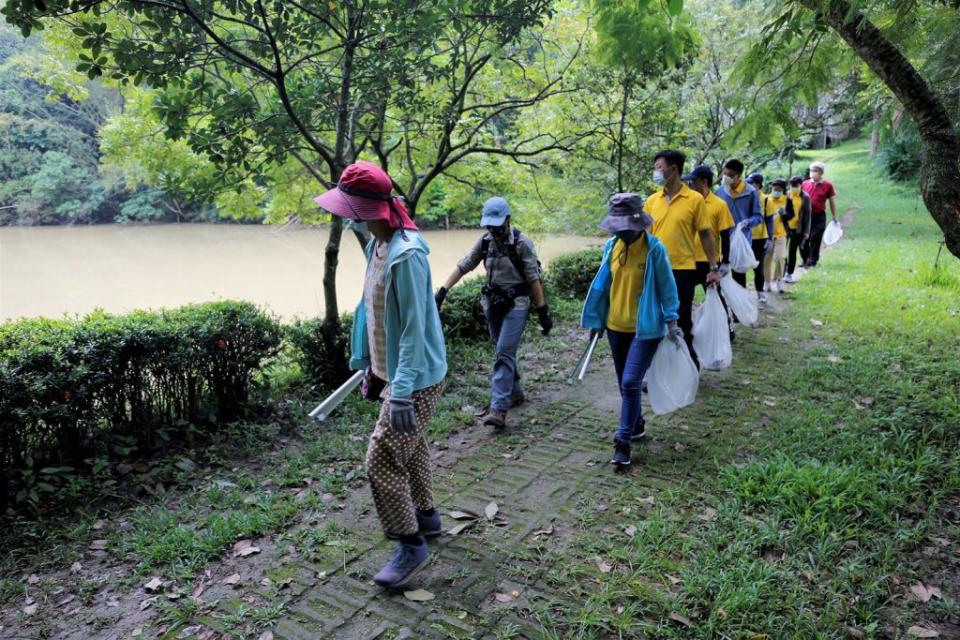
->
[720, 272, 758, 327]
[730, 226, 759, 273]
[648, 334, 700, 415]
[823, 220, 843, 246]
[693, 286, 733, 371]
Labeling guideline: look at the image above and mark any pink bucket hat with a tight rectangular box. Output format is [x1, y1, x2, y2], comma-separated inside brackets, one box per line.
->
[313, 162, 416, 230]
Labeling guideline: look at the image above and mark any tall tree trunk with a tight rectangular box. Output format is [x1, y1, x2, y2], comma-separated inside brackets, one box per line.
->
[797, 0, 960, 258]
[870, 104, 882, 158]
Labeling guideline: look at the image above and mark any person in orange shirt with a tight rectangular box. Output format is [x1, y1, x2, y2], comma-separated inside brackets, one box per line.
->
[644, 150, 721, 369]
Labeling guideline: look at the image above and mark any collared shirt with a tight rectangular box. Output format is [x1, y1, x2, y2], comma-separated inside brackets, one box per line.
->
[458, 229, 541, 310]
[607, 235, 649, 333]
[717, 181, 762, 241]
[788, 192, 803, 230]
[765, 194, 790, 238]
[364, 241, 390, 379]
[644, 183, 710, 271]
[802, 179, 836, 213]
[752, 188, 770, 240]
[695, 191, 735, 263]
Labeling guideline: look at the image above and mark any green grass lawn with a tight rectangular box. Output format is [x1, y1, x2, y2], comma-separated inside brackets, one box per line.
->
[545, 140, 960, 638]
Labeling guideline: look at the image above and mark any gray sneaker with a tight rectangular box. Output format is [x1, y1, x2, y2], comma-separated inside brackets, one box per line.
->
[373, 542, 430, 588]
[484, 410, 507, 429]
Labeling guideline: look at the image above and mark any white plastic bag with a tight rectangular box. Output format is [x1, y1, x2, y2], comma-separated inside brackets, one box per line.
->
[720, 272, 758, 326]
[692, 287, 732, 370]
[823, 220, 843, 246]
[647, 337, 700, 415]
[730, 228, 759, 273]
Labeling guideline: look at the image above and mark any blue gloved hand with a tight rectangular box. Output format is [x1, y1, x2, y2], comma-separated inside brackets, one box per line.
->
[764, 238, 773, 252]
[388, 397, 418, 435]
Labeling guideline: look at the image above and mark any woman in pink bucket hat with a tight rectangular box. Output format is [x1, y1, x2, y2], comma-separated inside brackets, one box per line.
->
[315, 162, 447, 589]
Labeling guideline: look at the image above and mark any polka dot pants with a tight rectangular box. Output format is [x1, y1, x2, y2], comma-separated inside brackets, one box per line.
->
[365, 382, 444, 537]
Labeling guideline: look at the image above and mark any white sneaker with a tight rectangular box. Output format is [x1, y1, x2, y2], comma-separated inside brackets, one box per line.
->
[758, 292, 768, 304]
[784, 274, 795, 283]
[777, 279, 786, 293]
[763, 282, 771, 292]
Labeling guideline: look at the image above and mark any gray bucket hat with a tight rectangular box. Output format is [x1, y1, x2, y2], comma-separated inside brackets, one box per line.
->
[599, 193, 654, 234]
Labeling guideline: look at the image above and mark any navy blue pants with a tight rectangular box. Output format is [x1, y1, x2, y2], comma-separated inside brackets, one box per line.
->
[607, 329, 660, 443]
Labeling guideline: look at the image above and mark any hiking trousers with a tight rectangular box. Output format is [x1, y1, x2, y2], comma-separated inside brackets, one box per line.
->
[486, 306, 528, 412]
[608, 330, 660, 442]
[366, 382, 444, 537]
[764, 237, 788, 284]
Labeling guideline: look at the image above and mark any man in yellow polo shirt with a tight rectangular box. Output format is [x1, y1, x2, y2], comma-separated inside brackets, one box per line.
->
[684, 164, 735, 290]
[645, 150, 721, 369]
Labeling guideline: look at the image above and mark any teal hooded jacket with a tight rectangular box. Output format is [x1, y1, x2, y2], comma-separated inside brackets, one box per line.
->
[349, 230, 447, 398]
[580, 232, 680, 339]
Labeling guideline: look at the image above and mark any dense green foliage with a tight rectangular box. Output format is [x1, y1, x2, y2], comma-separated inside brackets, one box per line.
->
[285, 315, 354, 393]
[0, 301, 282, 507]
[546, 248, 603, 300]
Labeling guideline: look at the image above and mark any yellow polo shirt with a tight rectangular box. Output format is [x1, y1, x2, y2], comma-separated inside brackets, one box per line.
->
[788, 192, 803, 230]
[752, 188, 770, 240]
[695, 192, 735, 263]
[765, 194, 790, 238]
[645, 184, 710, 271]
[607, 235, 648, 333]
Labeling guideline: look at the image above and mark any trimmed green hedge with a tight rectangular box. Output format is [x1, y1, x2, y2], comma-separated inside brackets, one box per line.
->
[439, 276, 489, 342]
[285, 314, 353, 392]
[546, 248, 602, 300]
[0, 301, 281, 506]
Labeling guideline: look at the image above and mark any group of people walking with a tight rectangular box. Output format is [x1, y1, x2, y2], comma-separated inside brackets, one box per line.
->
[312, 153, 838, 589]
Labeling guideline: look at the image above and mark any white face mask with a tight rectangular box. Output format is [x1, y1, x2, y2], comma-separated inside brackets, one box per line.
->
[721, 175, 734, 188]
[790, 186, 801, 194]
[652, 170, 666, 186]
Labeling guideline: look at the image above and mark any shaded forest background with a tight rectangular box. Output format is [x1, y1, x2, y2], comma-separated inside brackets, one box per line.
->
[1, 0, 953, 232]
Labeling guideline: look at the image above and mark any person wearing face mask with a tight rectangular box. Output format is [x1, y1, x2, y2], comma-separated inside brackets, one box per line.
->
[762, 179, 794, 293]
[785, 175, 812, 282]
[581, 193, 680, 469]
[644, 150, 722, 370]
[314, 162, 447, 589]
[801, 161, 838, 268]
[436, 197, 551, 431]
[745, 173, 775, 302]
[717, 159, 763, 298]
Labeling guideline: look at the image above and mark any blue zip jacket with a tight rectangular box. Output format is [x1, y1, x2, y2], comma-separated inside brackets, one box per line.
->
[580, 232, 680, 339]
[350, 230, 447, 398]
[717, 183, 762, 241]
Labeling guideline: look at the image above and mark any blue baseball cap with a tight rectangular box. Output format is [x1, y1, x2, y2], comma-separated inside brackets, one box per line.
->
[682, 164, 714, 184]
[480, 196, 511, 227]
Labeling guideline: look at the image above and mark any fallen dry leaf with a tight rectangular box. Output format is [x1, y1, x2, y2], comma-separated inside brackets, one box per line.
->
[666, 574, 682, 585]
[811, 319, 824, 328]
[139, 597, 157, 611]
[911, 582, 933, 603]
[221, 573, 241, 586]
[624, 525, 637, 537]
[485, 501, 499, 521]
[23, 604, 38, 616]
[494, 592, 514, 604]
[595, 557, 613, 573]
[698, 507, 717, 521]
[447, 510, 479, 520]
[637, 496, 656, 507]
[668, 612, 691, 626]
[532, 527, 554, 537]
[26, 574, 40, 585]
[144, 577, 163, 593]
[88, 539, 107, 551]
[70, 562, 82, 574]
[402, 588, 435, 602]
[448, 521, 475, 536]
[846, 627, 866, 639]
[258, 632, 273, 640]
[232, 540, 261, 557]
[906, 626, 939, 638]
[827, 355, 842, 363]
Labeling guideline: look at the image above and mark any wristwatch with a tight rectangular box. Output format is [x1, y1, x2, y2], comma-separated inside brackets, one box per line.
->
[710, 264, 721, 272]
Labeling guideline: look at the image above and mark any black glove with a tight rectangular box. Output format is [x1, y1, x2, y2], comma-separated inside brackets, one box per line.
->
[434, 286, 448, 311]
[589, 328, 605, 340]
[388, 397, 418, 435]
[536, 305, 553, 336]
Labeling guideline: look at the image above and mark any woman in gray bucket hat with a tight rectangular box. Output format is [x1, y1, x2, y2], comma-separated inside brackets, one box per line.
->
[581, 193, 681, 469]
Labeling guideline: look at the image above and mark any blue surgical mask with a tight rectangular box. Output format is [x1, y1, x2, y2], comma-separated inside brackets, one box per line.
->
[652, 170, 666, 186]
[772, 190, 783, 198]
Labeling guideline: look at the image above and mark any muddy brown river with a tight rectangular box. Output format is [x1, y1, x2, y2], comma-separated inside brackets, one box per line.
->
[0, 224, 600, 321]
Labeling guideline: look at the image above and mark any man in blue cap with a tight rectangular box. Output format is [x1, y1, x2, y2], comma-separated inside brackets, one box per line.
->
[436, 197, 551, 430]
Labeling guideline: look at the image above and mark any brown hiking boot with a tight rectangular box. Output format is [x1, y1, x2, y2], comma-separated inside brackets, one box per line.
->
[484, 410, 507, 430]
[510, 391, 526, 408]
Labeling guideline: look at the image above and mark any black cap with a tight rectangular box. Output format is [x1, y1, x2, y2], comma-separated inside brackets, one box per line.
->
[682, 164, 714, 184]
[746, 172, 764, 185]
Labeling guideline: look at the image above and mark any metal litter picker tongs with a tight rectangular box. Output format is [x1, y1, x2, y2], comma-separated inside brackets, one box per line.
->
[309, 369, 366, 421]
[566, 330, 601, 385]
